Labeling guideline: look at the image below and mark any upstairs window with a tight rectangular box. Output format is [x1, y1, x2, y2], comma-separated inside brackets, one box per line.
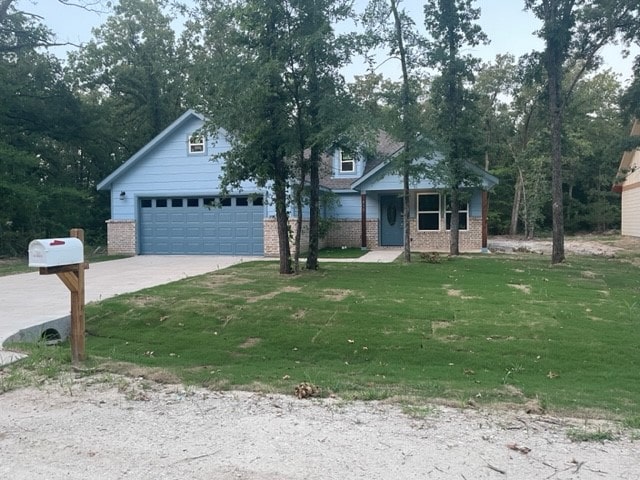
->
[340, 150, 355, 173]
[189, 134, 205, 154]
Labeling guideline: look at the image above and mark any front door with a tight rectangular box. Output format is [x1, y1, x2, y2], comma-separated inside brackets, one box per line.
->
[380, 195, 404, 246]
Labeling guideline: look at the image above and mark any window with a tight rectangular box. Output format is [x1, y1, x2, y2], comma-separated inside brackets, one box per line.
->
[236, 197, 248, 206]
[339, 150, 355, 173]
[141, 199, 152, 208]
[417, 193, 440, 231]
[252, 196, 264, 206]
[445, 196, 468, 231]
[187, 198, 199, 207]
[189, 134, 205, 154]
[171, 198, 183, 207]
[220, 197, 232, 207]
[156, 199, 167, 208]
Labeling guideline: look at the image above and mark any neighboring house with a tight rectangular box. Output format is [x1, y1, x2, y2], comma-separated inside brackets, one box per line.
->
[614, 119, 640, 237]
[97, 110, 498, 256]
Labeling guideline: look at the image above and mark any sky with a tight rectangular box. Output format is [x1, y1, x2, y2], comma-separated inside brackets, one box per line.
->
[15, 0, 637, 84]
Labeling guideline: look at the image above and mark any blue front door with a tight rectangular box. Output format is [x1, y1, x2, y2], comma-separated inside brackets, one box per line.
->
[380, 195, 403, 246]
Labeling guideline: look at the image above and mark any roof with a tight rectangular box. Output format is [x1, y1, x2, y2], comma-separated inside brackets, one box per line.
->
[351, 139, 498, 192]
[319, 131, 404, 190]
[97, 110, 205, 191]
[613, 119, 640, 193]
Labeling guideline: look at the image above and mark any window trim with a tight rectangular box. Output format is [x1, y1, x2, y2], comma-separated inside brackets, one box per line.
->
[339, 149, 355, 173]
[188, 134, 205, 154]
[417, 192, 441, 231]
[445, 196, 469, 231]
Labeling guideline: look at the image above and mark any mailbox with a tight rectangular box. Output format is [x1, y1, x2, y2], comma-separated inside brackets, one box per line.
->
[28, 237, 84, 268]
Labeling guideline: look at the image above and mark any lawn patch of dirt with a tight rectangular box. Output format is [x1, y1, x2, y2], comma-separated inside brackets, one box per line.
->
[246, 286, 302, 303]
[508, 284, 531, 294]
[238, 337, 261, 349]
[321, 288, 352, 301]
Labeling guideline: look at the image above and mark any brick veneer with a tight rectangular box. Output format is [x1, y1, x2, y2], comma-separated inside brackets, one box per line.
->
[409, 216, 483, 252]
[322, 219, 379, 249]
[264, 216, 483, 255]
[106, 220, 136, 255]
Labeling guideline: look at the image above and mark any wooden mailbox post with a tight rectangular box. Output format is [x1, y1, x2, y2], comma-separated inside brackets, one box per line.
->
[31, 228, 88, 363]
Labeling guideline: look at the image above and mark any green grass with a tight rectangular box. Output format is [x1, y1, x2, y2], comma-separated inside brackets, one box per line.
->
[0, 252, 130, 277]
[566, 428, 618, 443]
[77, 253, 640, 417]
[317, 247, 367, 259]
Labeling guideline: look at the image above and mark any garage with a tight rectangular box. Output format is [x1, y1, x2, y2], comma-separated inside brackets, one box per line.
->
[139, 195, 264, 255]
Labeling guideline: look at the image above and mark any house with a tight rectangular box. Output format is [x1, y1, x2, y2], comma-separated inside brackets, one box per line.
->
[614, 119, 640, 237]
[97, 110, 498, 256]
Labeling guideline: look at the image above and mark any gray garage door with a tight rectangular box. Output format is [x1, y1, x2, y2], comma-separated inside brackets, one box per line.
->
[139, 196, 264, 255]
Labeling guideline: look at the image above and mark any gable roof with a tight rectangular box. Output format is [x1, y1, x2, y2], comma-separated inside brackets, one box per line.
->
[351, 142, 498, 192]
[613, 119, 640, 193]
[97, 109, 205, 191]
[319, 131, 404, 191]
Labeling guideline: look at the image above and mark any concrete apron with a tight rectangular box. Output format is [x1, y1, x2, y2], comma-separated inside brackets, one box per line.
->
[0, 250, 401, 367]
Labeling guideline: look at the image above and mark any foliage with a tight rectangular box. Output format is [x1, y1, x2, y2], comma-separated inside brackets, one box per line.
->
[362, 0, 432, 262]
[187, 0, 355, 273]
[524, 0, 640, 262]
[423, 0, 486, 255]
[67, 0, 185, 157]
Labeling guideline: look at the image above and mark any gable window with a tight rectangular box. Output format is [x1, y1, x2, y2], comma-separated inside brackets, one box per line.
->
[445, 196, 468, 231]
[417, 193, 440, 231]
[340, 150, 355, 173]
[189, 134, 205, 154]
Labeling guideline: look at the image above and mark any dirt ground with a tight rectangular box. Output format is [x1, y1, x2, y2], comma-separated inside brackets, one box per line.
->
[487, 233, 640, 257]
[1, 235, 639, 479]
[1, 375, 638, 480]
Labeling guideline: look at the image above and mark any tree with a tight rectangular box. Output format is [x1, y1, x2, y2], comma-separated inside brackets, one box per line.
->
[362, 0, 430, 262]
[0, 0, 106, 50]
[0, 9, 101, 253]
[68, 0, 185, 157]
[424, 0, 486, 256]
[524, 0, 639, 263]
[189, 0, 298, 274]
[188, 0, 354, 273]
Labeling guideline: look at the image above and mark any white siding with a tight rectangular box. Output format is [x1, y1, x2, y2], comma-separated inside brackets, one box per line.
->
[621, 150, 640, 237]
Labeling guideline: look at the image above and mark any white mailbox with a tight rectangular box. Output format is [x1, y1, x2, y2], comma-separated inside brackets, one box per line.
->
[28, 237, 84, 268]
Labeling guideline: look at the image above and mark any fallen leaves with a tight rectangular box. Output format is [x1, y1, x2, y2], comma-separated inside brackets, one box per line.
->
[294, 382, 320, 399]
[506, 443, 531, 455]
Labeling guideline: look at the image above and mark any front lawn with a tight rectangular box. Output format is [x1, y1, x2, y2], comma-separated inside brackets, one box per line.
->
[76, 253, 640, 418]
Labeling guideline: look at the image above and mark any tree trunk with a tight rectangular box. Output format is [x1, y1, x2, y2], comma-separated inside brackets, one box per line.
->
[293, 179, 304, 274]
[273, 171, 292, 275]
[306, 145, 320, 270]
[391, 0, 412, 263]
[403, 170, 411, 262]
[548, 48, 565, 264]
[449, 187, 460, 255]
[510, 170, 523, 236]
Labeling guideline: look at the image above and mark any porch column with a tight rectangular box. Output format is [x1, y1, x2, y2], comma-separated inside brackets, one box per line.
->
[482, 190, 489, 250]
[361, 192, 367, 249]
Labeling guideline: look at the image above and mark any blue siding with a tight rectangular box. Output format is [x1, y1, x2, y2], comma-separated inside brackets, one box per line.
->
[331, 192, 380, 219]
[110, 119, 261, 221]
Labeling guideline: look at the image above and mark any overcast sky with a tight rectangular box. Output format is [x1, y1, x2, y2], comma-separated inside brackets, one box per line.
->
[16, 0, 637, 84]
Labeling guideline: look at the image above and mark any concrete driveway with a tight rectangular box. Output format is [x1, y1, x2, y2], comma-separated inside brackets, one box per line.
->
[0, 250, 400, 365]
